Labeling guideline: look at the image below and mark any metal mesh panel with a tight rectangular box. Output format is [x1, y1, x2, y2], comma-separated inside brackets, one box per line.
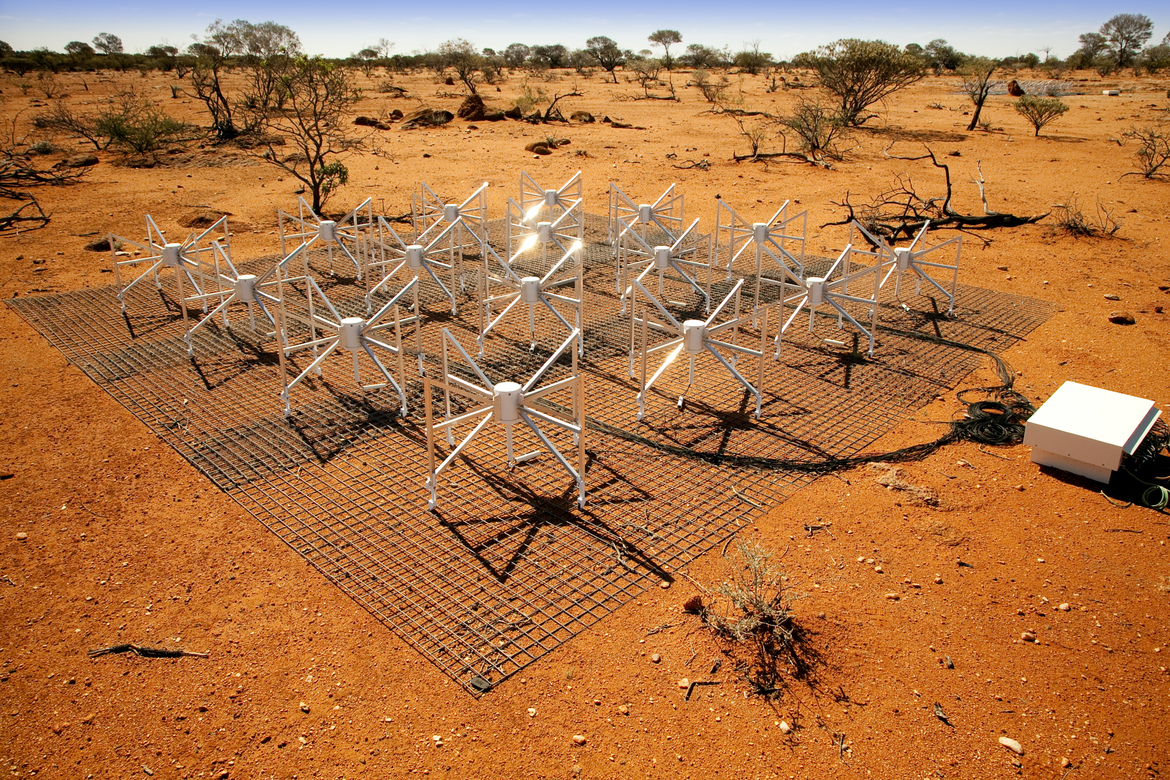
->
[8, 212, 1053, 693]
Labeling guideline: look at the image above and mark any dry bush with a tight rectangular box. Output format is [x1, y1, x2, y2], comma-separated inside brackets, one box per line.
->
[702, 539, 805, 695]
[779, 99, 849, 161]
[1122, 124, 1170, 178]
[1053, 193, 1123, 237]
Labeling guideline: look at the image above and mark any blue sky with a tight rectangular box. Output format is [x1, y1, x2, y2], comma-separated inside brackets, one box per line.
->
[0, 0, 1165, 60]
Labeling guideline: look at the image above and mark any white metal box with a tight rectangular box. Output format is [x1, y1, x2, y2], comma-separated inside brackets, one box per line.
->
[1024, 381, 1161, 483]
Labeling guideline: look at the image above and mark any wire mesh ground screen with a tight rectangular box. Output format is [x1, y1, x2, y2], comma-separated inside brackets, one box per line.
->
[9, 213, 1053, 694]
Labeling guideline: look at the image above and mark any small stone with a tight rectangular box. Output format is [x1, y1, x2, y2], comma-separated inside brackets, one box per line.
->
[15, 532, 27, 541]
[779, 721, 791, 734]
[1061, 757, 1070, 768]
[298, 736, 307, 745]
[660, 580, 671, 589]
[1058, 603, 1070, 611]
[865, 558, 874, 565]
[618, 704, 629, 715]
[874, 565, 884, 574]
[299, 702, 309, 713]
[432, 735, 443, 747]
[1021, 631, 1036, 643]
[527, 708, 536, 718]
[572, 734, 586, 746]
[885, 592, 900, 600]
[1108, 311, 1136, 325]
[934, 576, 943, 584]
[997, 265, 1008, 271]
[143, 766, 153, 777]
[651, 654, 661, 663]
[1104, 293, 1120, 301]
[677, 678, 690, 689]
[999, 736, 1024, 755]
[682, 595, 703, 613]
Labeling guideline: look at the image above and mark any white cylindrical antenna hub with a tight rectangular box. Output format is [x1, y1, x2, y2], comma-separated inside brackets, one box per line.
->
[537, 222, 552, 244]
[235, 273, 257, 303]
[544, 189, 558, 207]
[493, 381, 523, 424]
[895, 247, 911, 272]
[752, 223, 769, 243]
[443, 204, 459, 223]
[318, 220, 337, 242]
[406, 244, 424, 270]
[339, 317, 365, 351]
[162, 243, 182, 268]
[807, 277, 825, 307]
[638, 204, 652, 224]
[521, 276, 541, 304]
[683, 320, 706, 354]
[653, 246, 671, 271]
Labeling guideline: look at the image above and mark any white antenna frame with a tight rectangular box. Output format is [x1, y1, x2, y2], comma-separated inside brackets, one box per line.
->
[715, 200, 808, 314]
[274, 271, 414, 418]
[278, 197, 374, 280]
[425, 329, 586, 510]
[630, 279, 774, 421]
[412, 182, 490, 296]
[109, 215, 228, 320]
[182, 241, 281, 356]
[505, 171, 584, 260]
[607, 183, 685, 257]
[853, 220, 961, 316]
[478, 240, 584, 357]
[774, 244, 882, 359]
[616, 217, 712, 316]
[365, 216, 462, 316]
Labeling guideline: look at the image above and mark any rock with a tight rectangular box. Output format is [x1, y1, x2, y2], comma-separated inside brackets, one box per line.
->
[682, 595, 703, 613]
[457, 94, 486, 121]
[885, 592, 900, 600]
[388, 109, 403, 121]
[1061, 757, 1070, 768]
[1104, 293, 1121, 301]
[934, 576, 943, 584]
[570, 111, 595, 123]
[354, 115, 379, 127]
[432, 734, 443, 747]
[1108, 311, 1136, 325]
[999, 736, 1024, 755]
[85, 237, 112, 252]
[618, 704, 629, 715]
[1007, 80, 1025, 97]
[572, 734, 586, 746]
[212, 772, 229, 780]
[143, 766, 153, 776]
[1058, 603, 1071, 611]
[996, 265, 1008, 271]
[1021, 631, 1036, 642]
[56, 153, 99, 169]
[874, 565, 884, 574]
[444, 77, 455, 85]
[677, 678, 690, 689]
[524, 142, 552, 155]
[504, 106, 523, 120]
[651, 653, 661, 663]
[483, 111, 506, 122]
[779, 721, 791, 734]
[299, 702, 310, 713]
[16, 532, 27, 541]
[527, 707, 536, 718]
[659, 580, 670, 590]
[400, 108, 454, 130]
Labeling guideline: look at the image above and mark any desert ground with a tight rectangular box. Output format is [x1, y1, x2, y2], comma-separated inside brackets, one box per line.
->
[1, 64, 1168, 780]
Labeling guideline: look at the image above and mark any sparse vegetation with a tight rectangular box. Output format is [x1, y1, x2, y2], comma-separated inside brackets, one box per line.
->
[1054, 193, 1124, 237]
[794, 38, 926, 126]
[778, 99, 849, 161]
[959, 56, 999, 131]
[1014, 95, 1069, 136]
[701, 539, 804, 696]
[1122, 124, 1170, 178]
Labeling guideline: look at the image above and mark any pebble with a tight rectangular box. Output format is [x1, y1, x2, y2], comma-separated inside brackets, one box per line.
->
[659, 580, 671, 589]
[432, 735, 443, 747]
[15, 532, 27, 541]
[572, 734, 586, 746]
[885, 593, 900, 600]
[1021, 631, 1036, 642]
[143, 766, 153, 777]
[651, 653, 661, 663]
[1058, 603, 1071, 611]
[779, 721, 791, 734]
[998, 736, 1024, 755]
[934, 576, 943, 584]
[527, 708, 536, 718]
[1104, 293, 1120, 300]
[618, 704, 629, 715]
[299, 702, 310, 713]
[874, 565, 883, 574]
[1061, 757, 1070, 768]
[677, 678, 690, 689]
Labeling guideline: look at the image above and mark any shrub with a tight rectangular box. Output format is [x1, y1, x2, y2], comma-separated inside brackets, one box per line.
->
[1014, 95, 1068, 136]
[1054, 193, 1122, 237]
[794, 39, 925, 126]
[1122, 124, 1170, 178]
[779, 100, 849, 161]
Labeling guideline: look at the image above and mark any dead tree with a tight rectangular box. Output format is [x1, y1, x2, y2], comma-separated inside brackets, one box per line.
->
[823, 145, 1048, 243]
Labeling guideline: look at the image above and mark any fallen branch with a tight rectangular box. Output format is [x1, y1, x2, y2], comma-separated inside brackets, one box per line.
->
[0, 198, 49, 233]
[89, 643, 209, 659]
